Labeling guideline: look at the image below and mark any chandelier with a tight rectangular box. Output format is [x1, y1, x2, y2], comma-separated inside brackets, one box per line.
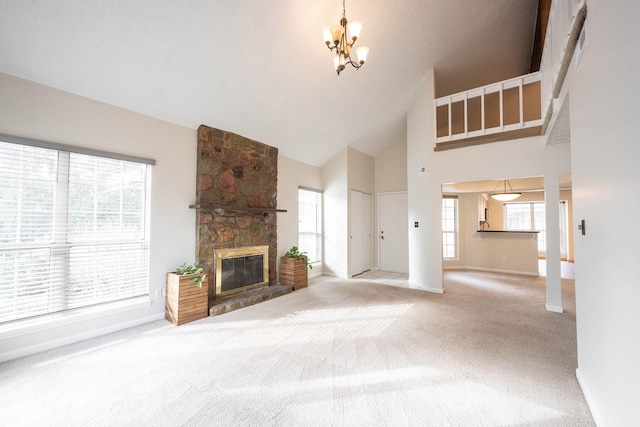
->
[490, 179, 522, 201]
[322, 0, 369, 75]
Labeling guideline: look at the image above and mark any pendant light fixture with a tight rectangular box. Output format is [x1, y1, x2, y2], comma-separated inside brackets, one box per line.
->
[322, 0, 369, 75]
[490, 179, 522, 201]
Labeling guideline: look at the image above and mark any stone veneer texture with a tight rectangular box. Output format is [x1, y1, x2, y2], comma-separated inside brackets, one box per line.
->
[196, 125, 278, 298]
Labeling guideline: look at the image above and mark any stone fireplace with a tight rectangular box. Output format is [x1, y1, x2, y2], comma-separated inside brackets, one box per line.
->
[196, 125, 282, 308]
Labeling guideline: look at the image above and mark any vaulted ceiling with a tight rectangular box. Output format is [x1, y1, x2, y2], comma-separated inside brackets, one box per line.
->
[0, 0, 539, 166]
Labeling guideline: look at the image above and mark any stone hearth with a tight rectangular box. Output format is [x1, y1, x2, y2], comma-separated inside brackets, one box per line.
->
[209, 284, 292, 316]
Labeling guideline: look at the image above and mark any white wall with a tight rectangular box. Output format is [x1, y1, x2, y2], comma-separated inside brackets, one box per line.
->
[374, 138, 408, 270]
[320, 147, 375, 279]
[407, 70, 444, 293]
[569, 1, 640, 424]
[407, 69, 571, 295]
[321, 148, 348, 278]
[0, 73, 196, 361]
[347, 147, 375, 275]
[375, 137, 407, 194]
[276, 156, 323, 276]
[347, 147, 375, 195]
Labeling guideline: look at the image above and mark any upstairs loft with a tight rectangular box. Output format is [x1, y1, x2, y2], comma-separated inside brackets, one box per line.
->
[434, 0, 587, 151]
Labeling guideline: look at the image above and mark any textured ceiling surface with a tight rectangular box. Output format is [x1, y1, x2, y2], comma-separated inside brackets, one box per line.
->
[0, 0, 538, 166]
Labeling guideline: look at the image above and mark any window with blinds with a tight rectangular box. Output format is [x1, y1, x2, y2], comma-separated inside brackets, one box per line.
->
[298, 187, 322, 265]
[0, 138, 152, 324]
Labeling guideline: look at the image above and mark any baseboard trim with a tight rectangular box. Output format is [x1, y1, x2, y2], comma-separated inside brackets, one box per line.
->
[0, 312, 164, 363]
[576, 368, 602, 426]
[545, 303, 564, 314]
[444, 265, 539, 277]
[410, 282, 444, 294]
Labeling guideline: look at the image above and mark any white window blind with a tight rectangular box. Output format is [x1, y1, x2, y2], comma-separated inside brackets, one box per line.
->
[0, 139, 152, 324]
[298, 187, 322, 264]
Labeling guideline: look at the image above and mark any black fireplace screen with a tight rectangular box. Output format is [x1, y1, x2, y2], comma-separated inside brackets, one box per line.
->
[220, 255, 264, 293]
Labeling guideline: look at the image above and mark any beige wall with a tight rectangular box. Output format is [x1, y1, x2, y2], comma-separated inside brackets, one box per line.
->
[347, 147, 375, 195]
[375, 138, 407, 194]
[448, 193, 538, 275]
[487, 190, 574, 261]
[279, 148, 376, 279]
[276, 156, 323, 275]
[0, 73, 196, 361]
[321, 148, 348, 278]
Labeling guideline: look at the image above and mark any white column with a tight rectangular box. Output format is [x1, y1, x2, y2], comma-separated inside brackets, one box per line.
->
[545, 175, 562, 313]
[407, 69, 443, 293]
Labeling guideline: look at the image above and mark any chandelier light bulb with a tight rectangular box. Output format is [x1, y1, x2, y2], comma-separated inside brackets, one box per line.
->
[348, 21, 362, 40]
[322, 27, 332, 45]
[330, 25, 344, 46]
[333, 55, 346, 73]
[356, 46, 369, 64]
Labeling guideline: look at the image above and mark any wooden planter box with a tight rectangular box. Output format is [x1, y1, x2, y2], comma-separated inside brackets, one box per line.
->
[280, 257, 308, 290]
[165, 272, 209, 326]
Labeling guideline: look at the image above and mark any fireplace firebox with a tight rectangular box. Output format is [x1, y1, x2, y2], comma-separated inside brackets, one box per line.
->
[214, 246, 269, 299]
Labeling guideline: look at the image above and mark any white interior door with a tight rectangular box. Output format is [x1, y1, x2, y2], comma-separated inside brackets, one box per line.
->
[350, 190, 372, 277]
[378, 192, 409, 273]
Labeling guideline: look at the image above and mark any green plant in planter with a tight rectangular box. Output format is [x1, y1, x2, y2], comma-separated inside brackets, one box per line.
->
[175, 262, 207, 287]
[283, 246, 313, 270]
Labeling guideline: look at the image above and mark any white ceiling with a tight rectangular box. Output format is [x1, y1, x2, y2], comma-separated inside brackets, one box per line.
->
[0, 0, 538, 167]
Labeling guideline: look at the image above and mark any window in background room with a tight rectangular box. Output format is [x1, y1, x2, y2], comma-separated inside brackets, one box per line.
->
[298, 187, 322, 266]
[0, 136, 153, 324]
[442, 196, 458, 259]
[504, 202, 546, 254]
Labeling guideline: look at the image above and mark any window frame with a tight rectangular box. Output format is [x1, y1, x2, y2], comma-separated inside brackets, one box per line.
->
[442, 196, 459, 260]
[503, 201, 546, 255]
[0, 134, 154, 327]
[297, 187, 323, 267]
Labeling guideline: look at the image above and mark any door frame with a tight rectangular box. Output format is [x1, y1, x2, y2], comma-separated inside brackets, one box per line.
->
[377, 191, 408, 273]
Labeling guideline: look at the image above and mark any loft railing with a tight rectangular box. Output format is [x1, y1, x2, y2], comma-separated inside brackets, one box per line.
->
[435, 72, 543, 144]
[435, 0, 587, 147]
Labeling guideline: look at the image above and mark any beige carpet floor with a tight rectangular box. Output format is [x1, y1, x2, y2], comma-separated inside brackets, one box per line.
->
[0, 270, 594, 426]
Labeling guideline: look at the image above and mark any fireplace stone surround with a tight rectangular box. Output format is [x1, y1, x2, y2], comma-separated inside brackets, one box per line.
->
[195, 125, 291, 314]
